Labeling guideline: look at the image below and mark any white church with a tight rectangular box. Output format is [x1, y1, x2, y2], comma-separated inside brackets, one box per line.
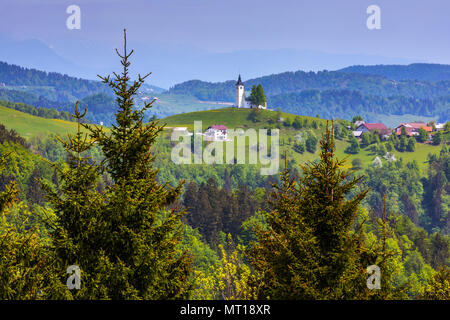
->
[234, 75, 267, 109]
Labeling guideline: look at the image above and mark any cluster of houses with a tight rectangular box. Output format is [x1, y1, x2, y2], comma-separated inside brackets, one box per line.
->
[171, 121, 445, 143]
[351, 121, 444, 141]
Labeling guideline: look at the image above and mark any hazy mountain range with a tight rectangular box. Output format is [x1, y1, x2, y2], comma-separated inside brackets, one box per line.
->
[0, 35, 424, 89]
[0, 38, 449, 125]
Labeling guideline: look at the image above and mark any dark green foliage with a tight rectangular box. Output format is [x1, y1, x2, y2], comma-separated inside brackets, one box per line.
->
[184, 179, 258, 247]
[361, 132, 373, 147]
[170, 69, 450, 102]
[0, 124, 28, 148]
[0, 61, 110, 97]
[398, 135, 408, 152]
[407, 138, 416, 152]
[248, 123, 398, 299]
[26, 168, 45, 205]
[433, 132, 443, 145]
[421, 153, 449, 232]
[305, 133, 318, 153]
[42, 31, 192, 299]
[292, 116, 302, 129]
[418, 127, 428, 142]
[339, 63, 450, 82]
[293, 141, 305, 154]
[248, 84, 267, 106]
[345, 136, 360, 154]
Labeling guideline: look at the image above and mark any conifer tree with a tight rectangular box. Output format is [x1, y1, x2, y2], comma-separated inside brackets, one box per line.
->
[248, 122, 399, 299]
[44, 30, 192, 299]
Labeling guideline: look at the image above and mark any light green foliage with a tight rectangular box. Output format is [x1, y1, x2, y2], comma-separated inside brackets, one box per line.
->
[193, 235, 258, 300]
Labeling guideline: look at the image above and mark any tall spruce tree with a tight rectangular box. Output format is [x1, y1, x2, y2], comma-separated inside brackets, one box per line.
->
[44, 30, 192, 299]
[248, 122, 399, 299]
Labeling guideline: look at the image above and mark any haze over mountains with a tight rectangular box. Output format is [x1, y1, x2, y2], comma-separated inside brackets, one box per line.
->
[0, 35, 423, 89]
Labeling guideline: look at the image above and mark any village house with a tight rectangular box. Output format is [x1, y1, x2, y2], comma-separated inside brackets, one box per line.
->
[394, 122, 432, 137]
[204, 124, 228, 141]
[354, 122, 391, 139]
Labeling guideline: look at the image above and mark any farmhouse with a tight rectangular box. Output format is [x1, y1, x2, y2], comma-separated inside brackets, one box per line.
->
[394, 123, 432, 137]
[356, 122, 389, 133]
[204, 124, 227, 141]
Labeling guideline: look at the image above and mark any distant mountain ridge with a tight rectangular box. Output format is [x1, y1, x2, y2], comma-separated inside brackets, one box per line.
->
[338, 63, 450, 82]
[0, 59, 449, 124]
[169, 68, 450, 101]
[168, 64, 450, 122]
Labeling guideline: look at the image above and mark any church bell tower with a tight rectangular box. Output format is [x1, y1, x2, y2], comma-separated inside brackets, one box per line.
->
[235, 74, 245, 108]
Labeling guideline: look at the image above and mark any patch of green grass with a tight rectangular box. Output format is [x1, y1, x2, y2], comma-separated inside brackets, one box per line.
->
[162, 107, 326, 131]
[0, 105, 80, 139]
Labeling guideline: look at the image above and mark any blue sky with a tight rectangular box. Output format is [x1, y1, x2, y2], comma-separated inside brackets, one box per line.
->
[2, 0, 449, 60]
[1, 0, 449, 87]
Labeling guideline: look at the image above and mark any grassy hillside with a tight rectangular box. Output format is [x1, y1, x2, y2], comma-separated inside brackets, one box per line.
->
[162, 107, 326, 130]
[0, 105, 443, 173]
[161, 107, 444, 172]
[0, 105, 80, 138]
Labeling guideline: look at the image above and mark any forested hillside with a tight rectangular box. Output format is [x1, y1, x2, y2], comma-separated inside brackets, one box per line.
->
[167, 67, 450, 123]
[0, 61, 109, 98]
[268, 89, 450, 122]
[339, 63, 450, 82]
[169, 69, 450, 101]
[0, 46, 449, 300]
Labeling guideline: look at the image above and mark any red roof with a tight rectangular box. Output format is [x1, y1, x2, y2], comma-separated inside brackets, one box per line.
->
[362, 123, 388, 131]
[395, 123, 432, 136]
[208, 125, 227, 130]
[396, 123, 432, 132]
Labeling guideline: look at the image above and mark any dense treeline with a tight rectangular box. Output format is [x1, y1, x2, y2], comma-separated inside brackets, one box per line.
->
[169, 70, 450, 102]
[339, 63, 450, 82]
[0, 124, 28, 148]
[183, 177, 263, 246]
[0, 100, 74, 121]
[268, 89, 450, 122]
[0, 61, 110, 98]
[0, 89, 118, 124]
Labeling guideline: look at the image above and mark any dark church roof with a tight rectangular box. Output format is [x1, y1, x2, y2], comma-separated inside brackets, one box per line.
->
[235, 74, 244, 86]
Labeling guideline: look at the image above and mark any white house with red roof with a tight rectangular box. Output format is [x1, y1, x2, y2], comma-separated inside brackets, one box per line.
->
[356, 123, 389, 133]
[204, 124, 228, 141]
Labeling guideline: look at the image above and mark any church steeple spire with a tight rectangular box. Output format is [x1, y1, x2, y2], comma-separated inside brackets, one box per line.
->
[236, 74, 244, 86]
